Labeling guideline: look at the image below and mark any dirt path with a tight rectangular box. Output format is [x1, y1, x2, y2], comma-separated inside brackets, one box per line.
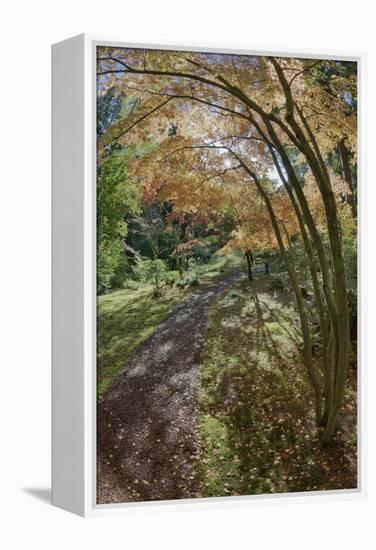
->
[97, 270, 245, 504]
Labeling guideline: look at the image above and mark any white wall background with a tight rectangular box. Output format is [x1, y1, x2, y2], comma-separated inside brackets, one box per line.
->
[1, 0, 375, 547]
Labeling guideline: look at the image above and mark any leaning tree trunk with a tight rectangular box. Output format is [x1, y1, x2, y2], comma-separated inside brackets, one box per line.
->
[266, 144, 334, 423]
[257, 118, 339, 425]
[235, 157, 324, 425]
[287, 102, 350, 442]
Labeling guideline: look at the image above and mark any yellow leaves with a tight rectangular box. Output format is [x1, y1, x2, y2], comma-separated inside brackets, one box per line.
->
[295, 81, 357, 157]
[97, 46, 357, 261]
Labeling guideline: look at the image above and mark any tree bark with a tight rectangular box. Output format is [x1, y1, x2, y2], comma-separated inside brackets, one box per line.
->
[233, 155, 323, 425]
[256, 118, 339, 420]
[338, 138, 357, 219]
[244, 250, 253, 281]
[268, 61, 350, 441]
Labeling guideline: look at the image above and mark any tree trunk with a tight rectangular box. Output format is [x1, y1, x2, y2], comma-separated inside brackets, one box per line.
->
[237, 161, 323, 425]
[338, 138, 357, 219]
[264, 140, 333, 425]
[286, 102, 350, 442]
[244, 250, 253, 281]
[251, 59, 350, 438]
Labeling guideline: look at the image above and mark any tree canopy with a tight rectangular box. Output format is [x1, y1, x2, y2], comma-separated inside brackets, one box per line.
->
[96, 47, 357, 443]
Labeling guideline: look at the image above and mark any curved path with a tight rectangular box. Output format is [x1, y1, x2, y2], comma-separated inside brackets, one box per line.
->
[97, 270, 245, 504]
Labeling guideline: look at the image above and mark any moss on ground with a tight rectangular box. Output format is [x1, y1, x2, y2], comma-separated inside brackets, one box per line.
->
[197, 276, 357, 496]
[97, 285, 188, 395]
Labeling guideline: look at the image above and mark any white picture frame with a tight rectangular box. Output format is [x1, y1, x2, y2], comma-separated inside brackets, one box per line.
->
[52, 34, 366, 517]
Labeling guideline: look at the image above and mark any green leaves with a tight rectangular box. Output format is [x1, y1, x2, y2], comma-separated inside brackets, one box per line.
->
[97, 151, 141, 293]
[132, 257, 168, 296]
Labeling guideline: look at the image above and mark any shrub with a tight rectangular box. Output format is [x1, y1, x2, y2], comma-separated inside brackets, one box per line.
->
[176, 277, 187, 288]
[193, 244, 211, 263]
[186, 272, 199, 286]
[97, 239, 123, 293]
[133, 257, 168, 296]
[165, 270, 180, 287]
[269, 274, 285, 291]
[123, 278, 140, 290]
[176, 271, 199, 288]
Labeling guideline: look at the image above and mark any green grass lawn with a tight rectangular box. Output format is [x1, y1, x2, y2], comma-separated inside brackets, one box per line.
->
[97, 251, 245, 396]
[97, 284, 188, 396]
[200, 250, 244, 283]
[197, 275, 357, 496]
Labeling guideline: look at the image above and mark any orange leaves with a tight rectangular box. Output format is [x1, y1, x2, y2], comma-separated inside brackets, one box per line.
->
[97, 47, 357, 262]
[257, 142, 266, 154]
[221, 170, 309, 256]
[172, 239, 205, 257]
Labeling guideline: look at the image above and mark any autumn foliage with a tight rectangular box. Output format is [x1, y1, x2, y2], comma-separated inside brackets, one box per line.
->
[97, 47, 357, 443]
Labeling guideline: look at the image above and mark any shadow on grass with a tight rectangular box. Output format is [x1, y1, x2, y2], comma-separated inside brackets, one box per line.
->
[198, 276, 357, 497]
[251, 289, 294, 368]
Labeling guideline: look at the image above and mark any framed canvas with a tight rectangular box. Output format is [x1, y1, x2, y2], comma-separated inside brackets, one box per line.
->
[52, 34, 366, 516]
